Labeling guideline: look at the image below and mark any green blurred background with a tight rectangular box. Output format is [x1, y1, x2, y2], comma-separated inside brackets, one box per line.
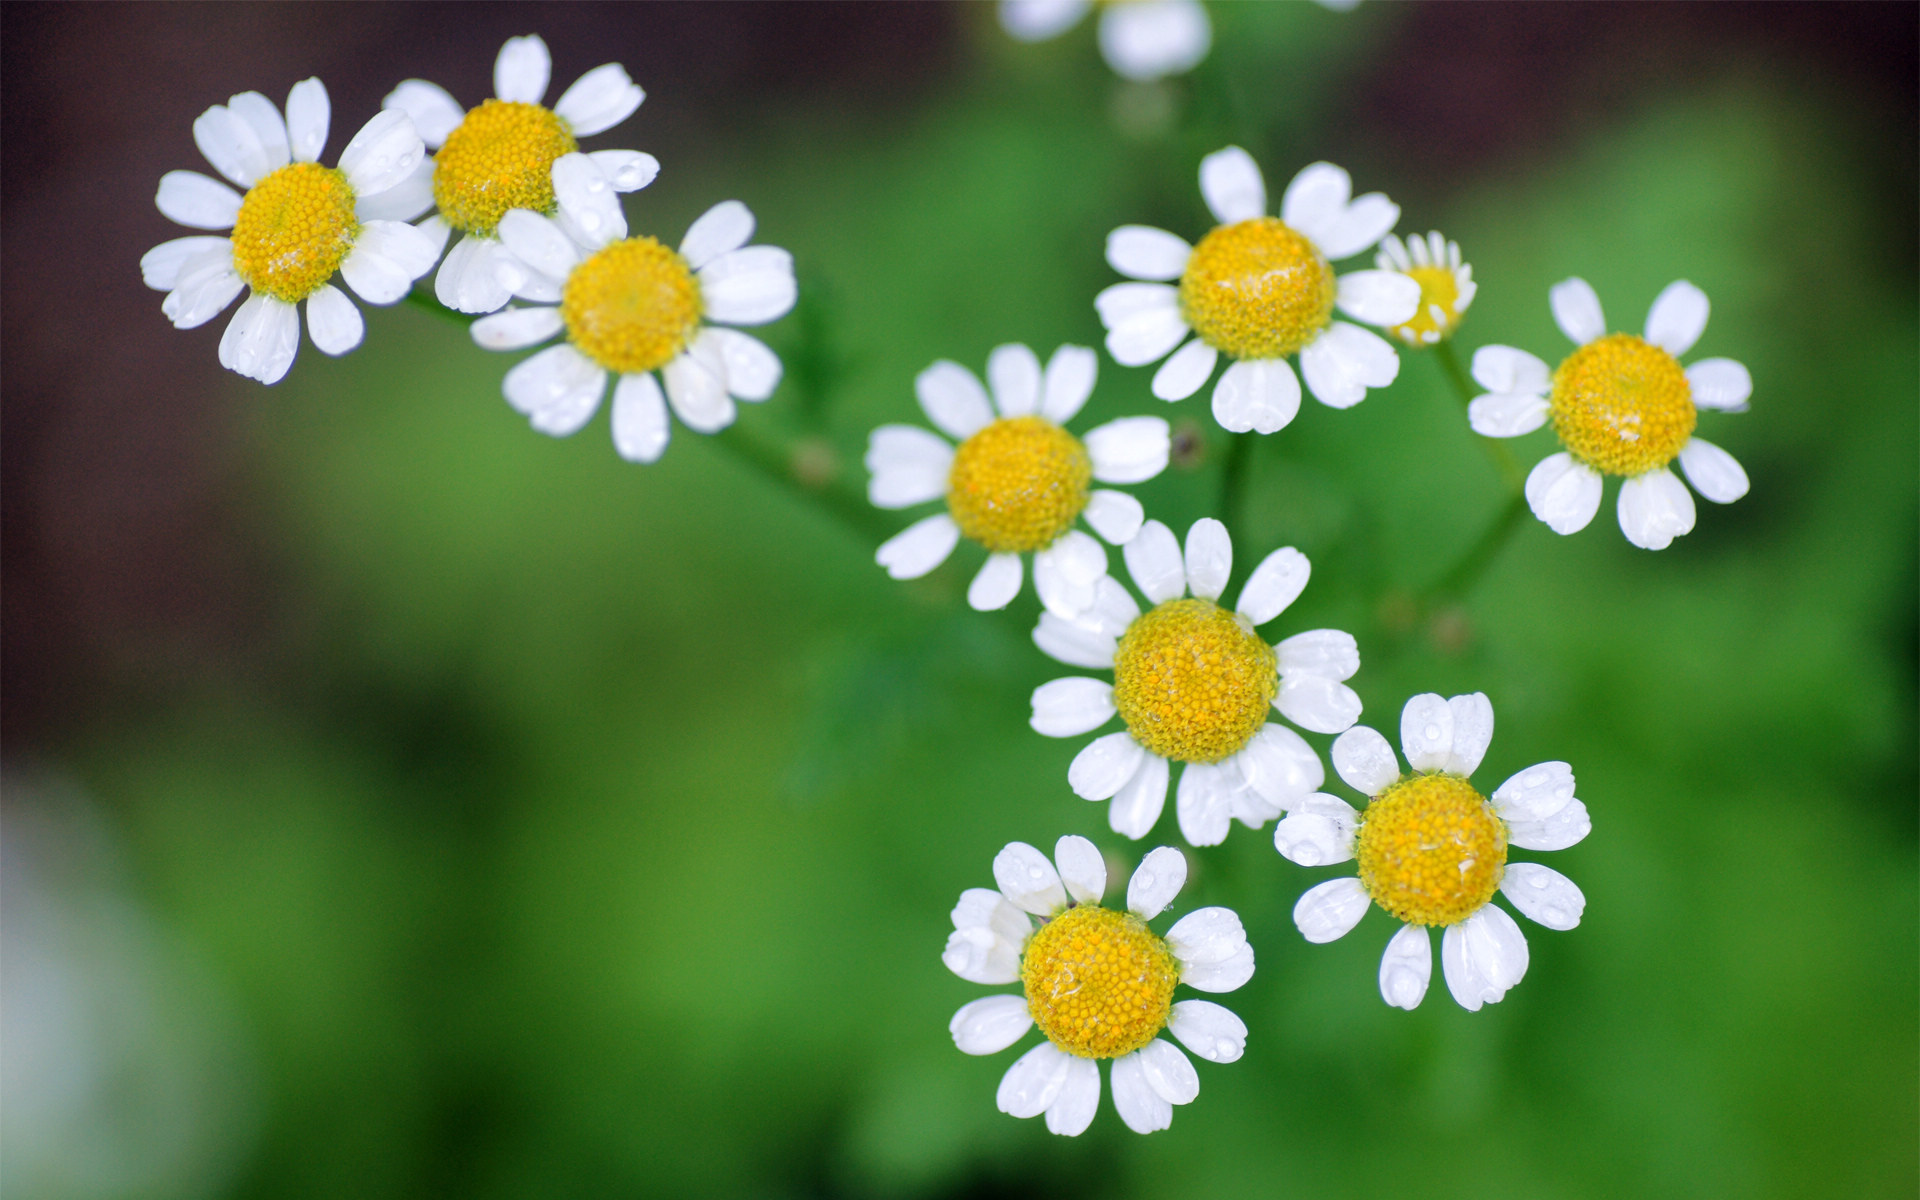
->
[3, 3, 1914, 1198]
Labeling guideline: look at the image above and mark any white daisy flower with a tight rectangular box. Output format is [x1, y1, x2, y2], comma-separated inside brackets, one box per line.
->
[1029, 517, 1357, 846]
[1277, 692, 1590, 1012]
[1097, 147, 1419, 434]
[869, 344, 1170, 619]
[383, 34, 655, 314]
[945, 837, 1252, 1135]
[470, 163, 795, 460]
[141, 79, 438, 385]
[1467, 278, 1751, 550]
[1374, 231, 1476, 347]
[1000, 0, 1212, 82]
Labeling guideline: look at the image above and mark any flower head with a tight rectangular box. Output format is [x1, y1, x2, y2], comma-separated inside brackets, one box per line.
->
[1098, 148, 1420, 434]
[1468, 278, 1752, 550]
[470, 170, 795, 461]
[383, 34, 656, 313]
[1000, 0, 1212, 82]
[1276, 692, 1590, 1011]
[869, 345, 1171, 618]
[142, 79, 438, 384]
[1375, 231, 1476, 346]
[1030, 518, 1359, 846]
[945, 837, 1252, 1135]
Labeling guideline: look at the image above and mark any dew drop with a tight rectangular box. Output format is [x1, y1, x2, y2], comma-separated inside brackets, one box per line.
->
[1137, 872, 1156, 890]
[1424, 724, 1441, 741]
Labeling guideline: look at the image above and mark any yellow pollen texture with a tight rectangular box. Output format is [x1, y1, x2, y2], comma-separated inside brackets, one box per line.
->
[1550, 333, 1697, 476]
[1356, 773, 1507, 927]
[1022, 905, 1178, 1059]
[560, 236, 703, 375]
[1112, 597, 1277, 764]
[1178, 217, 1335, 360]
[432, 99, 578, 236]
[945, 416, 1091, 553]
[229, 162, 359, 302]
[1386, 266, 1463, 346]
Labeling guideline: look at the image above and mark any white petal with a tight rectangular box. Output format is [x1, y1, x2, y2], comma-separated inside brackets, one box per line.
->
[193, 102, 274, 187]
[141, 236, 231, 291]
[679, 200, 755, 271]
[1549, 277, 1605, 345]
[382, 80, 464, 147]
[1126, 845, 1187, 919]
[1002, 0, 1091, 40]
[1280, 162, 1351, 244]
[1331, 725, 1399, 796]
[1468, 390, 1551, 438]
[1070, 732, 1148, 801]
[1299, 321, 1399, 409]
[1678, 438, 1749, 504]
[987, 343, 1044, 417]
[1105, 306, 1190, 367]
[304, 284, 363, 355]
[698, 245, 796, 325]
[1335, 269, 1420, 326]
[553, 62, 644, 136]
[1378, 924, 1432, 1010]
[589, 149, 660, 193]
[1152, 337, 1218, 401]
[471, 305, 565, 352]
[1398, 693, 1454, 772]
[217, 293, 299, 384]
[945, 889, 1030, 984]
[1051, 835, 1107, 906]
[1041, 343, 1099, 423]
[1312, 193, 1401, 261]
[503, 343, 606, 436]
[284, 78, 329, 163]
[1109, 1051, 1171, 1133]
[1234, 546, 1309, 626]
[997, 1043, 1072, 1119]
[1122, 518, 1186, 603]
[663, 351, 736, 433]
[226, 90, 290, 169]
[994, 841, 1068, 916]
[1272, 793, 1358, 867]
[1470, 344, 1552, 395]
[1085, 416, 1171, 484]
[1031, 677, 1116, 738]
[1211, 358, 1301, 434]
[611, 372, 670, 463]
[1441, 906, 1529, 1012]
[1236, 724, 1325, 806]
[1506, 797, 1591, 852]
[1095, 280, 1179, 329]
[915, 360, 994, 441]
[1033, 530, 1107, 620]
[550, 152, 626, 247]
[1525, 452, 1604, 535]
[155, 170, 241, 230]
[1175, 762, 1237, 847]
[1098, 0, 1211, 82]
[952, 885, 1035, 941]
[354, 156, 434, 221]
[968, 554, 1025, 611]
[691, 326, 779, 402]
[1045, 1057, 1101, 1136]
[1107, 225, 1193, 281]
[1137, 1039, 1199, 1105]
[1444, 692, 1495, 776]
[160, 247, 244, 329]
[1276, 628, 1359, 683]
[337, 108, 425, 196]
[1492, 761, 1576, 823]
[1198, 145, 1266, 224]
[1171, 913, 1254, 991]
[1276, 674, 1361, 735]
[1643, 279, 1709, 357]
[1292, 876, 1369, 944]
[1500, 863, 1585, 930]
[1082, 576, 1143, 637]
[496, 210, 580, 286]
[1167, 1000, 1247, 1063]
[1686, 358, 1752, 412]
[1174, 519, 1229, 602]
[1109, 754, 1171, 841]
[1032, 612, 1119, 669]
[1083, 490, 1145, 545]
[1617, 467, 1696, 550]
[950, 995, 1034, 1056]
[864, 425, 953, 507]
[494, 34, 552, 104]
[434, 234, 512, 314]
[339, 219, 439, 304]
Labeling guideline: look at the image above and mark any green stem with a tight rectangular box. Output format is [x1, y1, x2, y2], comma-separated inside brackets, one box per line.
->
[1432, 340, 1525, 494]
[1218, 431, 1253, 531]
[1427, 492, 1528, 604]
[709, 422, 896, 546]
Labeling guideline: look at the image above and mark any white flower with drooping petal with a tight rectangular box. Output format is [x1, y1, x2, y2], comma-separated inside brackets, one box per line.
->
[1467, 277, 1751, 550]
[869, 344, 1170, 619]
[946, 837, 1251, 1136]
[142, 78, 437, 384]
[1374, 231, 1476, 347]
[383, 34, 656, 314]
[1097, 147, 1418, 434]
[1277, 691, 1589, 1012]
[471, 169, 795, 461]
[1000, 0, 1212, 82]
[1030, 518, 1358, 846]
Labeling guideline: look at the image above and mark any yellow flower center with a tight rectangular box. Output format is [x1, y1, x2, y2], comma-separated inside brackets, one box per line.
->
[1178, 217, 1335, 360]
[1022, 905, 1178, 1059]
[1355, 773, 1507, 927]
[944, 416, 1092, 554]
[1549, 333, 1697, 477]
[432, 99, 578, 237]
[560, 236, 703, 374]
[228, 162, 359, 302]
[1386, 266, 1464, 347]
[1111, 597, 1277, 764]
